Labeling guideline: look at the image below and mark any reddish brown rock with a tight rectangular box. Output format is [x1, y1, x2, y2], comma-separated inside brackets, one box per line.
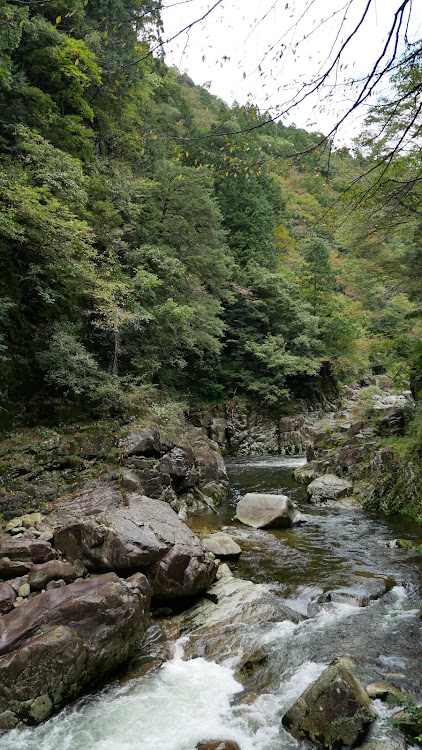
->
[0, 572, 151, 728]
[28, 560, 76, 590]
[0, 537, 55, 565]
[153, 544, 216, 600]
[53, 497, 216, 600]
[0, 584, 16, 614]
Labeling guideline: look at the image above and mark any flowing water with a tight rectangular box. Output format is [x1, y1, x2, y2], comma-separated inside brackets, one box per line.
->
[0, 456, 421, 750]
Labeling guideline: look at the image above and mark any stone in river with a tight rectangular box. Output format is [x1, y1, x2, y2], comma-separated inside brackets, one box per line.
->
[235, 493, 306, 529]
[282, 658, 377, 748]
[307, 474, 353, 505]
[202, 532, 241, 560]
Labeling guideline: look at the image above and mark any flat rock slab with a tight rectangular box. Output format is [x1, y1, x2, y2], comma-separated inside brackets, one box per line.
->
[235, 493, 305, 529]
[282, 658, 377, 748]
[202, 532, 241, 560]
[307, 474, 353, 505]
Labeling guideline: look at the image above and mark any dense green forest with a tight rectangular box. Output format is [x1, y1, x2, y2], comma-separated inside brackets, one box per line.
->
[0, 0, 421, 439]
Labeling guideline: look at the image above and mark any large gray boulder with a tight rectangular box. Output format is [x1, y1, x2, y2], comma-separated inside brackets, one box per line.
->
[235, 493, 306, 529]
[307, 474, 353, 505]
[0, 572, 150, 728]
[53, 496, 216, 600]
[282, 659, 377, 748]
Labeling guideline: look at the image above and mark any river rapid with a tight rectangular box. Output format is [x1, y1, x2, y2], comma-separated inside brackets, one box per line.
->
[0, 455, 421, 750]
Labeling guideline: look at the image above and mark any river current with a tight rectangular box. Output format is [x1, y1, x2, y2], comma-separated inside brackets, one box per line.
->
[0, 455, 420, 750]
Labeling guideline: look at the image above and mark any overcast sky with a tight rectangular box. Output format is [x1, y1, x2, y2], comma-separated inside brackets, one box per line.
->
[160, 0, 422, 144]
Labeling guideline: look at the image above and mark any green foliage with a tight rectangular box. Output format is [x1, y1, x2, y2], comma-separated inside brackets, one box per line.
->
[0, 0, 419, 429]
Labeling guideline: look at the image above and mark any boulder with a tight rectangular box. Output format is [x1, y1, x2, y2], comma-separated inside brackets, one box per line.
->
[0, 537, 55, 565]
[235, 493, 305, 529]
[0, 537, 55, 579]
[196, 743, 241, 750]
[28, 560, 76, 590]
[293, 465, 320, 485]
[0, 584, 16, 614]
[282, 659, 377, 748]
[121, 426, 161, 457]
[202, 532, 241, 560]
[307, 474, 353, 505]
[53, 496, 216, 600]
[0, 572, 150, 728]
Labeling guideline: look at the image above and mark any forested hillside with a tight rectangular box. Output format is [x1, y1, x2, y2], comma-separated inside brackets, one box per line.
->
[0, 0, 420, 434]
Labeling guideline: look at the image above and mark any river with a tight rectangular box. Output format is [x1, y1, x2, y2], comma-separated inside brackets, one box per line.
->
[0, 455, 420, 750]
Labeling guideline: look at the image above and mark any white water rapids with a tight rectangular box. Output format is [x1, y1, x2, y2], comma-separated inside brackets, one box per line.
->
[0, 588, 417, 750]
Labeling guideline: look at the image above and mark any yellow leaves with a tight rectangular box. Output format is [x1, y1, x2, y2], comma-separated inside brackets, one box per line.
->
[153, 135, 158, 140]
[185, 151, 189, 158]
[55, 16, 61, 24]
[178, 174, 184, 180]
[75, 58, 79, 66]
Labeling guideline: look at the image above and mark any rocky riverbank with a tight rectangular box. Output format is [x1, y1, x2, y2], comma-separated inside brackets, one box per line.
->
[292, 381, 421, 522]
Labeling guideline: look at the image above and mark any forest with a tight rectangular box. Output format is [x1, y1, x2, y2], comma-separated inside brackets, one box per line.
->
[0, 0, 421, 474]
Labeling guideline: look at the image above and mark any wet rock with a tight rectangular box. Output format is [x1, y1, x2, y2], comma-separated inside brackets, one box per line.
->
[54, 497, 216, 600]
[0, 584, 16, 614]
[307, 474, 353, 505]
[366, 683, 403, 702]
[175, 574, 300, 661]
[28, 560, 76, 590]
[282, 658, 377, 748]
[0, 573, 150, 728]
[196, 742, 241, 750]
[121, 426, 161, 457]
[235, 493, 305, 529]
[202, 533, 241, 560]
[359, 737, 406, 750]
[328, 576, 394, 607]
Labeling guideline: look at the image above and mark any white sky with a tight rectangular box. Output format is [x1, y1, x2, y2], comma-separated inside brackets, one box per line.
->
[160, 0, 422, 145]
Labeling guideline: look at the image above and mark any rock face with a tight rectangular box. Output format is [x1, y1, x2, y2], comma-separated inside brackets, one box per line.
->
[194, 406, 318, 455]
[202, 532, 242, 560]
[0, 572, 150, 728]
[235, 493, 306, 529]
[282, 659, 377, 748]
[307, 475, 353, 505]
[53, 495, 216, 599]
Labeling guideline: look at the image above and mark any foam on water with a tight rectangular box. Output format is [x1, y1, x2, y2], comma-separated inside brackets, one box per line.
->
[0, 650, 275, 750]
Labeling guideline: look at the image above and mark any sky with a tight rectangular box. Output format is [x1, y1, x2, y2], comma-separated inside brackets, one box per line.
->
[160, 0, 422, 144]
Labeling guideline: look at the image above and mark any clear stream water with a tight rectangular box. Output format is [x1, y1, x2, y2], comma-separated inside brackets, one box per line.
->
[0, 456, 421, 750]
